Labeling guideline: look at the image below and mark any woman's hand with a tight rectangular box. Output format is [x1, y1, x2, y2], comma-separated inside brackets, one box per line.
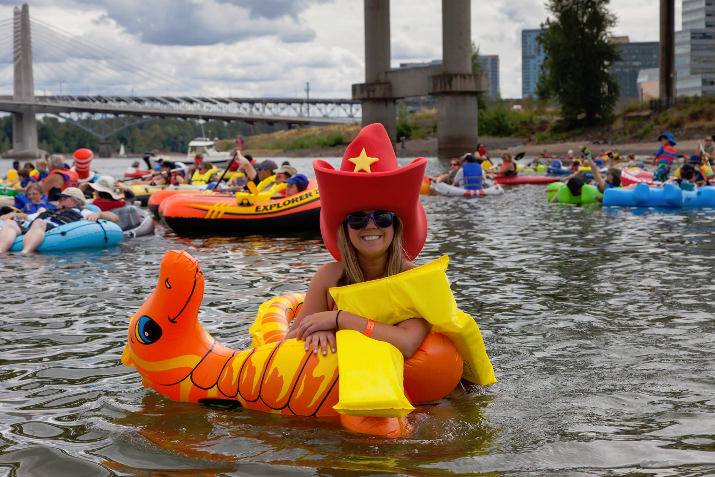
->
[290, 311, 337, 340]
[304, 330, 336, 355]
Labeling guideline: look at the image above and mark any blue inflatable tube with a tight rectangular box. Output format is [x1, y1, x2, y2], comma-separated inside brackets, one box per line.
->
[603, 183, 715, 208]
[0, 219, 123, 252]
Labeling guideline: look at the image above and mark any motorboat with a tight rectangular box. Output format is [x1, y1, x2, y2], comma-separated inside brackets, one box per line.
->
[185, 137, 232, 166]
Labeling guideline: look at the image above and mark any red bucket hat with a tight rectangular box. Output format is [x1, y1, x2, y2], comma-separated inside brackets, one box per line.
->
[313, 123, 427, 261]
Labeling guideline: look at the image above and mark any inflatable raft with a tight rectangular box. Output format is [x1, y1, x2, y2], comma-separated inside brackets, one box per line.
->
[123, 250, 495, 436]
[547, 181, 603, 204]
[620, 168, 659, 187]
[428, 181, 504, 197]
[130, 184, 205, 207]
[603, 183, 715, 208]
[113, 205, 155, 238]
[160, 184, 321, 235]
[494, 175, 561, 186]
[0, 218, 123, 252]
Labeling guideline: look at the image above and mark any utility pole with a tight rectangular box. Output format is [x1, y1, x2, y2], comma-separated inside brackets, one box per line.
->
[305, 81, 310, 117]
[659, 0, 675, 106]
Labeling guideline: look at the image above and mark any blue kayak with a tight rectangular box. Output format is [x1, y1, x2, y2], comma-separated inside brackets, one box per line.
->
[603, 183, 715, 208]
[0, 219, 123, 252]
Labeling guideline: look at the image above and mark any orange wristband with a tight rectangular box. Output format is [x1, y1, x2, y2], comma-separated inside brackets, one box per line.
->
[363, 319, 375, 337]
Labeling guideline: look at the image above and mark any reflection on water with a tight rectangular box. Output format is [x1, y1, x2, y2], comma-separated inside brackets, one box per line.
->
[1, 163, 714, 475]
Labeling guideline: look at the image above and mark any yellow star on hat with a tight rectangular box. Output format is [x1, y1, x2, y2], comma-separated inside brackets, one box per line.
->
[348, 148, 379, 173]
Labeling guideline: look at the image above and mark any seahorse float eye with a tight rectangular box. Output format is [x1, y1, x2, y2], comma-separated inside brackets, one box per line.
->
[135, 315, 162, 344]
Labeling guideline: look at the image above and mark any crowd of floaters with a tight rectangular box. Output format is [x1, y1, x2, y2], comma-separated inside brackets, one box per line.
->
[1, 125, 713, 436]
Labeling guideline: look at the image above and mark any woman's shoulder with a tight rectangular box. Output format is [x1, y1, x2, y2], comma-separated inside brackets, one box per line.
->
[400, 260, 418, 272]
[315, 261, 344, 280]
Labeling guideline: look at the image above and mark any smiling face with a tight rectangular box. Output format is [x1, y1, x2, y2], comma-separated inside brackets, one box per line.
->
[26, 186, 43, 204]
[345, 209, 395, 259]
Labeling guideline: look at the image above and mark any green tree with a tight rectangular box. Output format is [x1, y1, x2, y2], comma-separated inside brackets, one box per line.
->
[537, 0, 620, 126]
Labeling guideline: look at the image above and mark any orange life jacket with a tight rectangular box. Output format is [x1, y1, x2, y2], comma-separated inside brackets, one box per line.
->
[47, 169, 79, 190]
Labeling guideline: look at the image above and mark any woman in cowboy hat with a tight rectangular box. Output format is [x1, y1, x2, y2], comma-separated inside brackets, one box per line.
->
[286, 123, 430, 358]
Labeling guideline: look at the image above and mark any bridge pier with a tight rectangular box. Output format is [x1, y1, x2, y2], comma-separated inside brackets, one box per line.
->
[5, 4, 44, 159]
[353, 0, 483, 158]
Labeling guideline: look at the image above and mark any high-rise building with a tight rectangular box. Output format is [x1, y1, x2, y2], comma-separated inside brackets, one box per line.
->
[675, 0, 715, 96]
[522, 29, 545, 98]
[476, 55, 500, 99]
[611, 38, 659, 99]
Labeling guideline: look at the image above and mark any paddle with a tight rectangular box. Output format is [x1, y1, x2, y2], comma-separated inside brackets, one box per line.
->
[215, 154, 238, 186]
[118, 167, 185, 183]
[514, 152, 525, 161]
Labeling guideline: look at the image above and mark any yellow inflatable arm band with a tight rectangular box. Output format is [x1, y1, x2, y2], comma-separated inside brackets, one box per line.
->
[333, 330, 414, 417]
[329, 255, 496, 386]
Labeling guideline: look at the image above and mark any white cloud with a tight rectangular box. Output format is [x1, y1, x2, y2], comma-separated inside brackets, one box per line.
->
[0, 0, 683, 100]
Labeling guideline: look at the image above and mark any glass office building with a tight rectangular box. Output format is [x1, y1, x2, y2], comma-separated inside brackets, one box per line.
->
[612, 41, 659, 99]
[476, 55, 500, 99]
[675, 0, 715, 96]
[521, 29, 545, 98]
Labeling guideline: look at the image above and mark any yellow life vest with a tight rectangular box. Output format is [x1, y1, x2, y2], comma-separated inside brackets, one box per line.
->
[256, 174, 276, 193]
[330, 255, 496, 386]
[190, 168, 218, 185]
[482, 159, 493, 171]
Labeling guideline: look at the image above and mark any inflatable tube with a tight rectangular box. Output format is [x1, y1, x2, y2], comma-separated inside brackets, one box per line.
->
[0, 219, 123, 252]
[123, 250, 470, 437]
[620, 168, 659, 187]
[494, 175, 561, 186]
[130, 183, 204, 207]
[112, 205, 155, 238]
[429, 181, 504, 197]
[603, 183, 715, 208]
[148, 189, 214, 216]
[160, 183, 321, 235]
[547, 182, 603, 204]
[546, 160, 572, 175]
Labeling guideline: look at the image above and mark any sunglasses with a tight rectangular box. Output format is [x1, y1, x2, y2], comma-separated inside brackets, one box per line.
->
[256, 167, 268, 171]
[345, 211, 395, 230]
[450, 162, 460, 166]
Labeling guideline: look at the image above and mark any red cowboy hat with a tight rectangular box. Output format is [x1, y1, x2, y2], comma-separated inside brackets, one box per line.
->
[313, 123, 427, 261]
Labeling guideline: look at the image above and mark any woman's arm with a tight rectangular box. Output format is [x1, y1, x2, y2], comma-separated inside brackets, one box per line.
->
[292, 310, 430, 358]
[287, 262, 342, 334]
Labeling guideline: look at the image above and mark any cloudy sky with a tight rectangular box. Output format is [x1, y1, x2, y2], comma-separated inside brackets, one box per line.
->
[0, 0, 681, 100]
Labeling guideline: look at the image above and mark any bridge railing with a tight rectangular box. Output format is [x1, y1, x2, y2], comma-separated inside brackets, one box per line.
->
[33, 95, 362, 119]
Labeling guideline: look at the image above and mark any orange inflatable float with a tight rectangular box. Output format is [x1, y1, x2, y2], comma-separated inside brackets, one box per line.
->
[122, 250, 466, 436]
[159, 183, 321, 235]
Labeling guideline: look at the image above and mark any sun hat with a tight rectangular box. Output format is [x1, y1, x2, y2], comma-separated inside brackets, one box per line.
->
[58, 187, 86, 205]
[658, 132, 676, 145]
[274, 165, 298, 176]
[313, 122, 427, 261]
[688, 154, 703, 164]
[255, 159, 278, 171]
[89, 175, 121, 200]
[284, 173, 309, 188]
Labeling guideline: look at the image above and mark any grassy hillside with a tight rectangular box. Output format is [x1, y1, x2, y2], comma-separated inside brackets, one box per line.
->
[214, 97, 715, 155]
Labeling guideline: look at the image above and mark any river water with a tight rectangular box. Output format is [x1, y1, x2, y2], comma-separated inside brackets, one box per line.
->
[1, 157, 714, 476]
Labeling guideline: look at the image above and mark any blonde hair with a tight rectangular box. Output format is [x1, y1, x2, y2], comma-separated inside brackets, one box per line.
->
[336, 215, 405, 285]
